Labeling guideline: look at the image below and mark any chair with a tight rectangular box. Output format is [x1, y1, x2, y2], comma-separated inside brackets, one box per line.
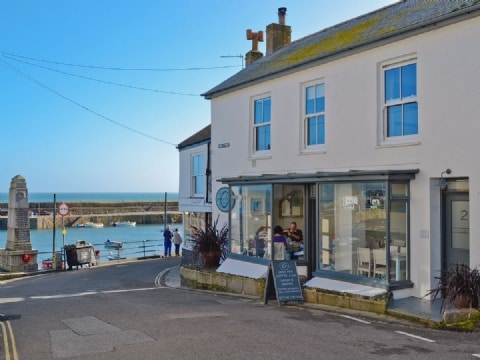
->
[274, 243, 286, 260]
[357, 247, 372, 277]
[372, 249, 388, 279]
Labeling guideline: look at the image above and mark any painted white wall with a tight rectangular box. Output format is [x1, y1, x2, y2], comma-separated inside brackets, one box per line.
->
[210, 16, 480, 298]
[178, 142, 212, 213]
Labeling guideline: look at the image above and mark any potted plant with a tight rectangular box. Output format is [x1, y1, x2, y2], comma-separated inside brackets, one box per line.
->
[190, 217, 228, 268]
[425, 263, 480, 311]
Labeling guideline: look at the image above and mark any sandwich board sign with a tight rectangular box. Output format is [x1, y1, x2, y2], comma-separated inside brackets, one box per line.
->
[264, 260, 303, 305]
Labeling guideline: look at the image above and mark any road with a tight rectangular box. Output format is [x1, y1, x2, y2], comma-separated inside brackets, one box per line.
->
[0, 258, 479, 360]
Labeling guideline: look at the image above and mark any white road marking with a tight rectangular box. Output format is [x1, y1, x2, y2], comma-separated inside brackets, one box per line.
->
[340, 314, 371, 324]
[395, 331, 435, 343]
[30, 287, 161, 300]
[472, 354, 480, 358]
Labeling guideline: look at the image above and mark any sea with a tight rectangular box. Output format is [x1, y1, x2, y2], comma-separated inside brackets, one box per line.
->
[0, 192, 183, 267]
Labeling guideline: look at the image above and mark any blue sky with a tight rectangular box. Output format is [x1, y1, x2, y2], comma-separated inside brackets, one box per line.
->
[0, 0, 396, 193]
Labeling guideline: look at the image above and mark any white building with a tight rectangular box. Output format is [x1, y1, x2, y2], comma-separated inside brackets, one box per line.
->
[177, 125, 212, 246]
[200, 1, 480, 301]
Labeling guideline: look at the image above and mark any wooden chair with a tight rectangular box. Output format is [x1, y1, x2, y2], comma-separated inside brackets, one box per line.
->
[357, 247, 372, 277]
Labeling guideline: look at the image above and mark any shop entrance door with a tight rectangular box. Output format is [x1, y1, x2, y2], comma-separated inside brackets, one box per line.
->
[443, 192, 469, 270]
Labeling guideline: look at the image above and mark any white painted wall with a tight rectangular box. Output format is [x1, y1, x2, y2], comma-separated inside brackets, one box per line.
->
[178, 142, 212, 213]
[209, 16, 480, 298]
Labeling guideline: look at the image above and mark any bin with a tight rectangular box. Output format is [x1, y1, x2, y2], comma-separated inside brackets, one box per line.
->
[75, 240, 96, 266]
[64, 245, 78, 270]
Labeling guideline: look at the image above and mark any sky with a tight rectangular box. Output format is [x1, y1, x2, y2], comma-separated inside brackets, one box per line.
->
[0, 0, 397, 193]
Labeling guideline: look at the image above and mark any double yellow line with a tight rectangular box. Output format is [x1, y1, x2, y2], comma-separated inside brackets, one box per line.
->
[1, 319, 19, 360]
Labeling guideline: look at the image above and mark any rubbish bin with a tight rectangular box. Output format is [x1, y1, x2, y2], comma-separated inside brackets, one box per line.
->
[75, 240, 96, 266]
[64, 245, 78, 270]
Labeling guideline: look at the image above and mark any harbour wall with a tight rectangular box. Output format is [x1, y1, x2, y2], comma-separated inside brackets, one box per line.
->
[0, 201, 181, 230]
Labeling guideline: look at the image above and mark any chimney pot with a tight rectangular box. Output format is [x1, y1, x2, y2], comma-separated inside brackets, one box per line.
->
[278, 7, 287, 25]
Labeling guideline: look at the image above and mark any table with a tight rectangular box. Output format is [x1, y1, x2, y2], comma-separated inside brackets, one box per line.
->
[391, 254, 406, 281]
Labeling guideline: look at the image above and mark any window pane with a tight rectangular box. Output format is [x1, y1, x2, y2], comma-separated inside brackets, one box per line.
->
[230, 185, 272, 257]
[391, 183, 408, 197]
[317, 115, 325, 144]
[307, 117, 316, 145]
[263, 97, 271, 123]
[306, 86, 315, 114]
[390, 200, 408, 281]
[385, 68, 400, 102]
[254, 99, 262, 124]
[387, 105, 402, 136]
[316, 84, 325, 112]
[401, 63, 416, 99]
[256, 125, 271, 150]
[403, 102, 418, 135]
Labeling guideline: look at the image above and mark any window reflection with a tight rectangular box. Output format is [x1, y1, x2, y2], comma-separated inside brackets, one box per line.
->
[319, 182, 409, 283]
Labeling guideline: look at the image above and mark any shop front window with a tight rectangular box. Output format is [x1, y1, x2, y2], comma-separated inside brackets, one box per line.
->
[318, 181, 409, 283]
[229, 185, 272, 258]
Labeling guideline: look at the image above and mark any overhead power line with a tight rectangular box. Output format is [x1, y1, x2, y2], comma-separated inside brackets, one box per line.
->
[0, 58, 177, 147]
[1, 54, 200, 96]
[0, 50, 241, 71]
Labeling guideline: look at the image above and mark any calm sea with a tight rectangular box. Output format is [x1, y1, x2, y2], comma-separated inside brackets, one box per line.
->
[0, 224, 185, 267]
[0, 192, 178, 203]
[0, 192, 182, 267]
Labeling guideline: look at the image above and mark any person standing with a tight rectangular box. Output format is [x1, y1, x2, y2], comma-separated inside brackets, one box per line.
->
[173, 228, 183, 256]
[163, 225, 173, 257]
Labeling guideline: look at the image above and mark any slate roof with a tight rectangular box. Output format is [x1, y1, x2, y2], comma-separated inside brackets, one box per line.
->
[177, 124, 211, 150]
[202, 0, 480, 99]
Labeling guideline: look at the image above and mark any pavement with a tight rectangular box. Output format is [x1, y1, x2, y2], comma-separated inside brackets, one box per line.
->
[162, 264, 445, 325]
[1, 262, 445, 326]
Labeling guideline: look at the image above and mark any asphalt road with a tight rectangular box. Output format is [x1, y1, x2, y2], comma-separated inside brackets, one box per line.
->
[0, 258, 479, 360]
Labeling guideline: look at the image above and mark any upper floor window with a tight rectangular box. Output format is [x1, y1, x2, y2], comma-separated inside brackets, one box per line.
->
[192, 154, 205, 196]
[384, 62, 417, 137]
[305, 83, 325, 146]
[253, 96, 271, 151]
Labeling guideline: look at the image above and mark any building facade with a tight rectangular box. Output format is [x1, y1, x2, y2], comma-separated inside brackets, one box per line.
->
[177, 125, 212, 246]
[202, 1, 480, 300]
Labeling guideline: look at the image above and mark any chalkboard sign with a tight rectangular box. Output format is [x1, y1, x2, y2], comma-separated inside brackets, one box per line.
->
[264, 260, 303, 305]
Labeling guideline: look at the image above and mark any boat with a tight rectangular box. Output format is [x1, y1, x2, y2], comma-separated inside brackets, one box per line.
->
[75, 223, 86, 228]
[85, 222, 104, 228]
[107, 252, 126, 261]
[104, 240, 123, 249]
[113, 221, 136, 227]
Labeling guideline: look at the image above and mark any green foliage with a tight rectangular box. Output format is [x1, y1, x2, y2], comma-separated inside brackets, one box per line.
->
[425, 264, 480, 311]
[190, 216, 228, 261]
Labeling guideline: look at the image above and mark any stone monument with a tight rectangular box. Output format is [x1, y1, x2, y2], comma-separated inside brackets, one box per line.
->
[0, 175, 38, 272]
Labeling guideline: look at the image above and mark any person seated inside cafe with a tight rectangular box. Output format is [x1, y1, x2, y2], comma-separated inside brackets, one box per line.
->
[253, 226, 268, 257]
[283, 221, 303, 259]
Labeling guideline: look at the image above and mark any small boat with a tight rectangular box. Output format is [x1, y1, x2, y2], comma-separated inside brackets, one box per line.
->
[107, 252, 126, 261]
[76, 223, 86, 228]
[104, 240, 123, 249]
[113, 221, 136, 227]
[85, 222, 104, 228]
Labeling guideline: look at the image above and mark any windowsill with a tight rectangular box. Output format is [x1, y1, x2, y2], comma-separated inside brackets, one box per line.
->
[249, 152, 272, 161]
[301, 148, 326, 155]
[376, 139, 421, 149]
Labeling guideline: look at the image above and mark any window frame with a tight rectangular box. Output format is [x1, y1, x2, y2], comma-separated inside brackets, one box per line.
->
[192, 154, 205, 197]
[302, 80, 326, 152]
[379, 56, 419, 146]
[251, 94, 272, 156]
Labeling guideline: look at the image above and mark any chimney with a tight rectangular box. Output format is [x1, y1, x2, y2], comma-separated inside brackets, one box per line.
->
[245, 29, 264, 66]
[266, 7, 291, 55]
